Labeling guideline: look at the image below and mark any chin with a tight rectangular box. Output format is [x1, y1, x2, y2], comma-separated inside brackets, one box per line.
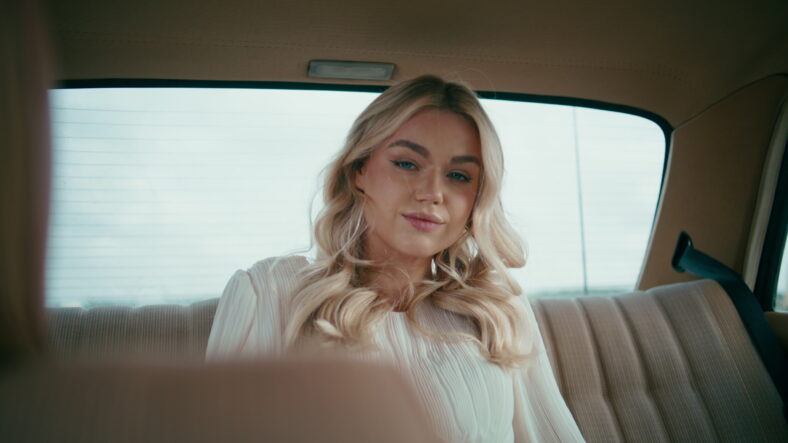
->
[396, 241, 445, 260]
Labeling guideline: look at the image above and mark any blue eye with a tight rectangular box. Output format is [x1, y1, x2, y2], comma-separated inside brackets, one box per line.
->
[393, 160, 417, 170]
[448, 171, 471, 183]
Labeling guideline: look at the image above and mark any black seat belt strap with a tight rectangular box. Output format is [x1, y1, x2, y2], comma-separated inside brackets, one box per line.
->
[672, 231, 788, 420]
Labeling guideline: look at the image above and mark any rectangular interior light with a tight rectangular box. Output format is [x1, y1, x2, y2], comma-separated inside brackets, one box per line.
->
[308, 60, 394, 81]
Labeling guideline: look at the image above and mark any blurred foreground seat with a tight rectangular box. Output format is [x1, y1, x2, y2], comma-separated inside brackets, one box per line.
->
[0, 358, 439, 443]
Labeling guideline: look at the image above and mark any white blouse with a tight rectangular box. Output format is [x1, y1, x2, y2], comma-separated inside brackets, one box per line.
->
[206, 256, 585, 443]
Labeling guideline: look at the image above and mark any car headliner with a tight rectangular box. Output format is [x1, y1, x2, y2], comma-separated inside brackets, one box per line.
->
[46, 0, 788, 127]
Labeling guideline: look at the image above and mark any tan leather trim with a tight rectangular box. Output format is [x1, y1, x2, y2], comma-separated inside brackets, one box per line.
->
[45, 0, 788, 126]
[638, 77, 788, 290]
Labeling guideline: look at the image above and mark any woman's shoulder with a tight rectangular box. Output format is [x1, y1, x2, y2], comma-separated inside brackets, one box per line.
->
[247, 255, 310, 276]
[209, 255, 310, 359]
[244, 255, 311, 297]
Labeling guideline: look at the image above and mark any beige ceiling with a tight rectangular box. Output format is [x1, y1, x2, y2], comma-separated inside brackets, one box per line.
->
[45, 0, 788, 126]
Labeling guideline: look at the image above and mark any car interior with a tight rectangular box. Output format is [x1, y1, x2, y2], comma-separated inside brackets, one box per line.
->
[1, 0, 787, 441]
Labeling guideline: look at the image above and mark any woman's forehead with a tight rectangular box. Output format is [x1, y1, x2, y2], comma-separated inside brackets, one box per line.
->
[387, 109, 481, 158]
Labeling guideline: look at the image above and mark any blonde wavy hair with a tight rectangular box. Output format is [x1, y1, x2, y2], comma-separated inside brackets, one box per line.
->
[284, 75, 533, 368]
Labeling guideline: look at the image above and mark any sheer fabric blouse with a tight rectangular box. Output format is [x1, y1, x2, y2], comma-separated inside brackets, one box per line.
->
[206, 256, 585, 443]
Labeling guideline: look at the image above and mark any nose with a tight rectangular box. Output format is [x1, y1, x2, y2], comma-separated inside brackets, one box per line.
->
[414, 170, 444, 205]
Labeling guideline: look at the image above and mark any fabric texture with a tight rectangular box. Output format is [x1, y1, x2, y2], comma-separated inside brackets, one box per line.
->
[48, 299, 217, 362]
[205, 256, 585, 443]
[531, 279, 788, 442]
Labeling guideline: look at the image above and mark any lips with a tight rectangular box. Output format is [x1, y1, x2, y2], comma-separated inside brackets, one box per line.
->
[403, 212, 445, 232]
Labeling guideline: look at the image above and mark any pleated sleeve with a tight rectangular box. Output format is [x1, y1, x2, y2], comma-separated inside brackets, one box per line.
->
[205, 256, 308, 361]
[512, 296, 585, 442]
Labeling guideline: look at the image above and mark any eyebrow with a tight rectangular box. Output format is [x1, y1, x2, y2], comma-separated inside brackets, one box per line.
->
[387, 139, 481, 166]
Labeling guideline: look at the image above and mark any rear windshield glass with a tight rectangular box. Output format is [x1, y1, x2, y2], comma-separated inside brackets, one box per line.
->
[47, 88, 665, 307]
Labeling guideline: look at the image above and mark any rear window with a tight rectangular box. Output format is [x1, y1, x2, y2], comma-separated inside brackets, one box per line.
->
[47, 87, 665, 307]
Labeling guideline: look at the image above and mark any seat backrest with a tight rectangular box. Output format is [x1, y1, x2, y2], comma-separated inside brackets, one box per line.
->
[531, 279, 788, 442]
[47, 298, 218, 362]
[47, 279, 788, 441]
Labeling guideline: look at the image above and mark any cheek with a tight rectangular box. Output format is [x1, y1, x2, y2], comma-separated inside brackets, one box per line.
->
[360, 166, 409, 225]
[367, 167, 413, 200]
[450, 189, 478, 226]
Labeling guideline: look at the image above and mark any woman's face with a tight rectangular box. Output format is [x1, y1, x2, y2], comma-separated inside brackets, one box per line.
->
[355, 108, 482, 265]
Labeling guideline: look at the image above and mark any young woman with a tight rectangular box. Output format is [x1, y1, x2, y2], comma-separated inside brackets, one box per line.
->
[206, 75, 585, 442]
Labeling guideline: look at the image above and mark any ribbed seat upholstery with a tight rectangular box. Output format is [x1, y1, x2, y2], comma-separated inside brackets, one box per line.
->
[47, 298, 218, 362]
[531, 279, 787, 442]
[46, 279, 788, 441]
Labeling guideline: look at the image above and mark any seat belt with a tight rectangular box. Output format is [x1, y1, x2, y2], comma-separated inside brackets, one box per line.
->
[672, 231, 788, 420]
